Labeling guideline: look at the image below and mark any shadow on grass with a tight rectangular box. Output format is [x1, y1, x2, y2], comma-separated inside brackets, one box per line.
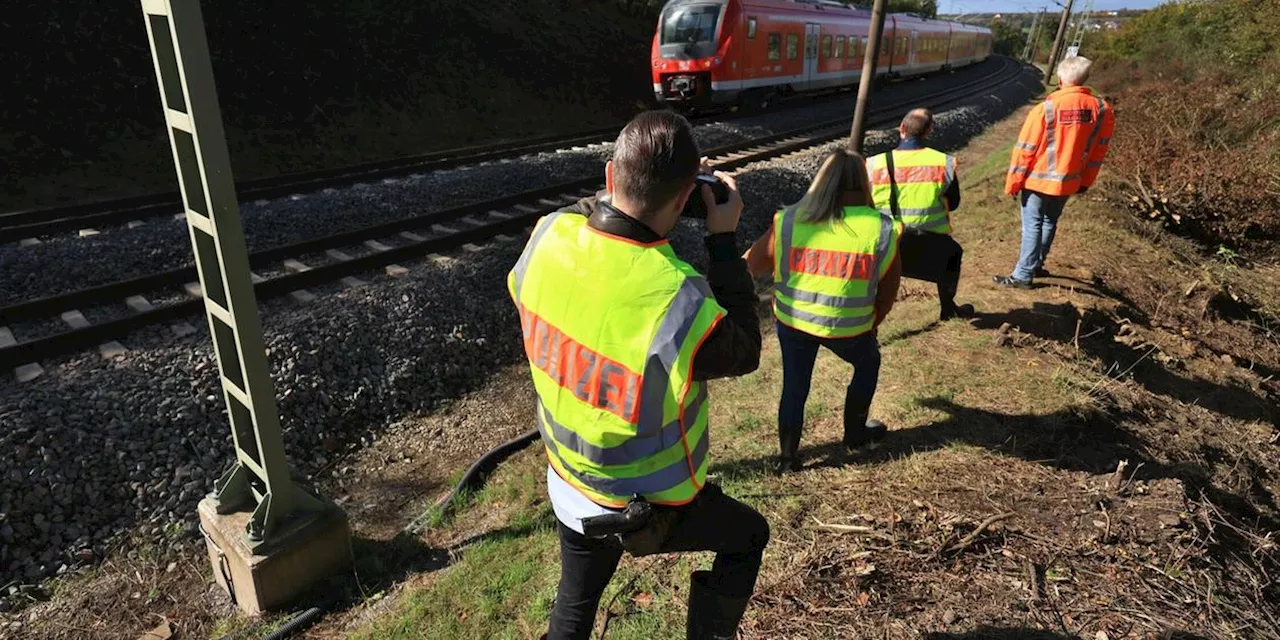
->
[276, 511, 555, 629]
[970, 299, 1277, 427]
[729, 393, 1277, 526]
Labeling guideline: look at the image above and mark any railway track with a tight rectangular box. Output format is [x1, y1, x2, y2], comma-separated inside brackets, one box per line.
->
[0, 71, 906, 244]
[1, 56, 1026, 374]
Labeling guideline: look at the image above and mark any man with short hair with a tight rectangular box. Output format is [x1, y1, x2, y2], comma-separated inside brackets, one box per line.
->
[509, 110, 769, 640]
[994, 56, 1115, 288]
[866, 108, 973, 321]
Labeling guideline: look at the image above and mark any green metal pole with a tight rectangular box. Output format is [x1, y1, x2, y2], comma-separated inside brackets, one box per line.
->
[138, 0, 324, 551]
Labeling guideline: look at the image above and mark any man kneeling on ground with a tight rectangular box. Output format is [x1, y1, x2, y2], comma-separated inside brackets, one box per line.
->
[866, 108, 974, 321]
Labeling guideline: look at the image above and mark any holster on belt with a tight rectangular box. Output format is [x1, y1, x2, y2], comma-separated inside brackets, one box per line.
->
[579, 494, 677, 557]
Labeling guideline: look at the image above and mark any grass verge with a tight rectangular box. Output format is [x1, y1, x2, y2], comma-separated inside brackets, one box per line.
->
[333, 100, 1280, 638]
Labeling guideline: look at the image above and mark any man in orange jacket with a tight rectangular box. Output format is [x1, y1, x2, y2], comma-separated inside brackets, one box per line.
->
[994, 56, 1115, 288]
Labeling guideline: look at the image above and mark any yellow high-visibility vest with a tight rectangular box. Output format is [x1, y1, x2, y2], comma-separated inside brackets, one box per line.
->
[772, 205, 901, 339]
[867, 148, 956, 235]
[507, 213, 725, 508]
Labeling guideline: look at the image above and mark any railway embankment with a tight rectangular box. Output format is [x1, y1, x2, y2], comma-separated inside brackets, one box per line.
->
[8, 64, 1279, 637]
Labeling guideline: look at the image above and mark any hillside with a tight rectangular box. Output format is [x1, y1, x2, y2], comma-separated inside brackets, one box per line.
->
[1, 0, 660, 211]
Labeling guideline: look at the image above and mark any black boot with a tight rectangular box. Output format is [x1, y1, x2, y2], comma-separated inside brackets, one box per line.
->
[775, 425, 802, 475]
[686, 570, 750, 640]
[843, 399, 887, 452]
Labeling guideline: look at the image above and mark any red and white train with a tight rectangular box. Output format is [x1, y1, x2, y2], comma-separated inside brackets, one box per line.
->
[651, 0, 993, 109]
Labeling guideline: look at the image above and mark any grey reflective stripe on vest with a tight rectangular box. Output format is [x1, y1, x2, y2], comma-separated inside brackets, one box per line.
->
[902, 215, 950, 233]
[875, 213, 895, 269]
[776, 205, 798, 284]
[775, 209, 892, 320]
[774, 282, 875, 309]
[1044, 100, 1057, 177]
[774, 297, 874, 328]
[1015, 141, 1037, 151]
[899, 205, 947, 217]
[540, 412, 710, 497]
[636, 278, 709, 438]
[536, 385, 706, 467]
[1081, 99, 1109, 164]
[1030, 171, 1081, 182]
[944, 154, 956, 187]
[511, 212, 565, 299]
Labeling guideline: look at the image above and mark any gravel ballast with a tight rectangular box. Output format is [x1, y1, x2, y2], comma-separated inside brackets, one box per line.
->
[0, 58, 1010, 306]
[0, 62, 1041, 603]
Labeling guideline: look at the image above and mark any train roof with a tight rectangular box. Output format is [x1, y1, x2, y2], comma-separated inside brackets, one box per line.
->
[730, 0, 873, 18]
[660, 0, 991, 33]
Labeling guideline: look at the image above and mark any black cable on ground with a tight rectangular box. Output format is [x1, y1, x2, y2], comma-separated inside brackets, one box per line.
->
[429, 428, 540, 520]
[261, 606, 325, 640]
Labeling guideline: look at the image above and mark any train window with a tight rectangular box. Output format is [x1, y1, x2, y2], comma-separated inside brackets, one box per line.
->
[835, 36, 845, 59]
[767, 32, 781, 60]
[821, 35, 832, 59]
[786, 33, 799, 60]
[660, 4, 721, 45]
[748, 17, 757, 39]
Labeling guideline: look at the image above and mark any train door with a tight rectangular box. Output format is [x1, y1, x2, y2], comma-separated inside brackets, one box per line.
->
[909, 30, 919, 69]
[803, 23, 821, 90]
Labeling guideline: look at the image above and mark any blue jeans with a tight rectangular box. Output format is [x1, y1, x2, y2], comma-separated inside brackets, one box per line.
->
[1012, 190, 1070, 281]
[776, 321, 881, 438]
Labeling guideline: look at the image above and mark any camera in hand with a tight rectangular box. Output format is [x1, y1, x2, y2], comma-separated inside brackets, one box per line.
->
[682, 173, 730, 219]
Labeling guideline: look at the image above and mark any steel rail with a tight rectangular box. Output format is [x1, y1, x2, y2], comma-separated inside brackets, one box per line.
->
[0, 57, 1027, 369]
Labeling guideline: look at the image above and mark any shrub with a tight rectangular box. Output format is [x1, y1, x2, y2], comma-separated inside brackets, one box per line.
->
[1088, 0, 1280, 259]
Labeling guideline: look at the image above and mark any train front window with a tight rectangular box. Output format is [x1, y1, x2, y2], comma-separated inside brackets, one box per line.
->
[661, 4, 721, 45]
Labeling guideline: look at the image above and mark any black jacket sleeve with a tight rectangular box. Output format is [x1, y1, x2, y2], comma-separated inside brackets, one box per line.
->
[691, 234, 762, 381]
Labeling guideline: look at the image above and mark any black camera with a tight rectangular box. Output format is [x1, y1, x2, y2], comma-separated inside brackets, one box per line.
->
[682, 173, 730, 219]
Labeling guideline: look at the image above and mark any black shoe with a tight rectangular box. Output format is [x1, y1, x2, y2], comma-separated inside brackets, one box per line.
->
[940, 303, 976, 321]
[843, 419, 888, 452]
[687, 570, 750, 640]
[1036, 268, 1051, 278]
[774, 456, 801, 475]
[992, 275, 1032, 289]
[775, 426, 802, 475]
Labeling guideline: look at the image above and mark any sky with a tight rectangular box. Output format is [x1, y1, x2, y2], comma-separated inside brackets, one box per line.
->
[940, 0, 1168, 15]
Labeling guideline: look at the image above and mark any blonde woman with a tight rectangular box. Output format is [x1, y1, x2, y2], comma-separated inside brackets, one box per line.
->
[743, 149, 903, 474]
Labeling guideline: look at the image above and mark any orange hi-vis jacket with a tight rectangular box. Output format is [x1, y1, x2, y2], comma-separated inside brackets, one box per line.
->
[1006, 85, 1115, 197]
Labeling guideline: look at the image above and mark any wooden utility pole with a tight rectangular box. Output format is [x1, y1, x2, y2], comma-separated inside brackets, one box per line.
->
[1044, 0, 1076, 84]
[849, 0, 890, 152]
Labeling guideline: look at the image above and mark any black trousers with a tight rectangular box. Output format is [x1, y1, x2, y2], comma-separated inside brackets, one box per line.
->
[546, 484, 770, 640]
[898, 231, 964, 314]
